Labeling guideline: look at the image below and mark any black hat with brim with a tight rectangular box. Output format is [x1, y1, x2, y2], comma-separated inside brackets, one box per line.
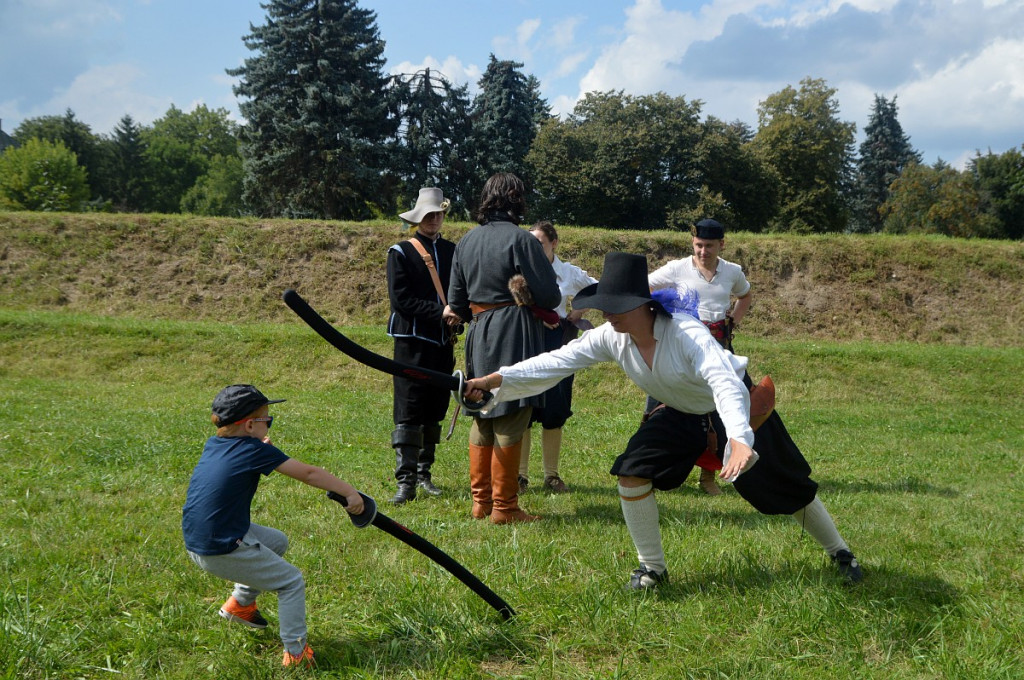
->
[572, 252, 658, 314]
[212, 384, 286, 424]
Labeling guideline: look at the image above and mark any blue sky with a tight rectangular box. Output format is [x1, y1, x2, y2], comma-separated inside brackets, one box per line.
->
[1, 0, 1022, 168]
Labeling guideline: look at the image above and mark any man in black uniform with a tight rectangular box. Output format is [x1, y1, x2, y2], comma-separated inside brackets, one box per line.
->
[386, 187, 460, 505]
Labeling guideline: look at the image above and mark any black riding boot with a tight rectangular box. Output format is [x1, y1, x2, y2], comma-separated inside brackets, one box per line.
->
[417, 423, 443, 496]
[390, 424, 423, 505]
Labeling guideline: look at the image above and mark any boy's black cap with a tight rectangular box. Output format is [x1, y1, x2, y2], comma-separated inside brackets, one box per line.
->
[693, 218, 725, 239]
[212, 384, 286, 424]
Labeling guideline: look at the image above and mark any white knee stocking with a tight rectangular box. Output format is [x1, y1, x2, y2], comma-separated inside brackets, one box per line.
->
[791, 496, 849, 555]
[619, 482, 666, 573]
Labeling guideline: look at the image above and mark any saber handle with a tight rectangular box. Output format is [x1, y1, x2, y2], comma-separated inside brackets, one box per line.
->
[327, 491, 377, 528]
[453, 370, 492, 412]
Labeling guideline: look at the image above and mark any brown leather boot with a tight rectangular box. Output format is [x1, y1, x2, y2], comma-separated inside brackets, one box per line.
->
[698, 467, 722, 496]
[490, 439, 539, 524]
[469, 443, 493, 519]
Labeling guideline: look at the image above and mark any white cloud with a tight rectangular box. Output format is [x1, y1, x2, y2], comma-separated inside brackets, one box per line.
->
[47, 63, 171, 133]
[492, 18, 541, 63]
[518, 18, 542, 44]
[578, 0, 698, 96]
[549, 16, 582, 51]
[555, 51, 590, 79]
[900, 38, 1024, 130]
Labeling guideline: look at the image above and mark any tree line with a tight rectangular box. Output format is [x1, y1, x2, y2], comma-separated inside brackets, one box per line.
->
[1, 0, 1021, 239]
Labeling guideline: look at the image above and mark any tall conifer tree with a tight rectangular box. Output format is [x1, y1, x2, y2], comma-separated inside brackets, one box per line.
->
[470, 55, 550, 193]
[853, 94, 920, 232]
[229, 0, 396, 219]
[391, 68, 474, 215]
[107, 115, 148, 212]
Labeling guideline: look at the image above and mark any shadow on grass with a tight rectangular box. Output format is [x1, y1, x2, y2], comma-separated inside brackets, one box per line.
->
[815, 475, 959, 497]
[652, 561, 961, 611]
[310, 609, 534, 675]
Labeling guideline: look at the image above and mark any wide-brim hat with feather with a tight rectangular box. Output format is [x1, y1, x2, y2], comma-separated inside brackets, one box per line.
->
[399, 187, 450, 226]
[573, 252, 664, 315]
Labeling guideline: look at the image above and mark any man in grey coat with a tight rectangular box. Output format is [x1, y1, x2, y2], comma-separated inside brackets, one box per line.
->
[444, 173, 560, 524]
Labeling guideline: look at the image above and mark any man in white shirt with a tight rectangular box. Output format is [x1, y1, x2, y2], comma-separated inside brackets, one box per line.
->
[462, 252, 863, 589]
[648, 218, 752, 495]
[648, 218, 751, 350]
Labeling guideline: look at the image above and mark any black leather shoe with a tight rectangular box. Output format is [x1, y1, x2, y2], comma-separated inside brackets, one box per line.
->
[389, 484, 416, 505]
[831, 550, 863, 583]
[417, 478, 442, 496]
[628, 567, 668, 590]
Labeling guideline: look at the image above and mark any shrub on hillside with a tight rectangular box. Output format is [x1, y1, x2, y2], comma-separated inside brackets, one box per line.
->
[0, 138, 90, 211]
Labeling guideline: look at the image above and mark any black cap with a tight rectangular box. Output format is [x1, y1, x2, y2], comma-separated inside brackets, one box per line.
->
[212, 384, 286, 424]
[693, 218, 725, 239]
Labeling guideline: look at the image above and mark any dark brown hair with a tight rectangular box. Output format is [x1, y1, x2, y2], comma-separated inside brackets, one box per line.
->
[530, 220, 558, 243]
[475, 173, 526, 225]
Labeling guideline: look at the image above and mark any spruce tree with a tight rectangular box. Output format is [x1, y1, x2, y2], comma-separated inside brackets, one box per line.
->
[107, 115, 148, 212]
[470, 55, 550, 195]
[229, 0, 396, 219]
[391, 68, 474, 216]
[853, 94, 920, 232]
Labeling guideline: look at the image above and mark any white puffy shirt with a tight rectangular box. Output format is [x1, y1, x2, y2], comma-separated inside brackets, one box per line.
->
[495, 314, 755, 448]
[552, 255, 598, 319]
[648, 257, 750, 322]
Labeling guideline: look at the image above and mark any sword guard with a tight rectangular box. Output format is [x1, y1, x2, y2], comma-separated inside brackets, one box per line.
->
[453, 370, 493, 413]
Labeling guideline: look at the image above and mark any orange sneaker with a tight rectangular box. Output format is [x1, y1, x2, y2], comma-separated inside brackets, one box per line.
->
[282, 644, 315, 668]
[218, 596, 268, 629]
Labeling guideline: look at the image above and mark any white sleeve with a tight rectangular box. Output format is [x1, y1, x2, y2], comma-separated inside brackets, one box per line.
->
[731, 268, 751, 297]
[496, 325, 615, 402]
[691, 339, 755, 448]
[648, 260, 681, 291]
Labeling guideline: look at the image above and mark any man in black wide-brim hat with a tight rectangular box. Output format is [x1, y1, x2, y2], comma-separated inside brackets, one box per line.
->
[463, 252, 863, 589]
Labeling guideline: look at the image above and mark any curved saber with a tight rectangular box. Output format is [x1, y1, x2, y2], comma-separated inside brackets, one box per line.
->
[329, 491, 516, 620]
[282, 289, 490, 411]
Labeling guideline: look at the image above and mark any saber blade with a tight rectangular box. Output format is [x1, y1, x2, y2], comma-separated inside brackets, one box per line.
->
[328, 492, 515, 620]
[282, 289, 490, 411]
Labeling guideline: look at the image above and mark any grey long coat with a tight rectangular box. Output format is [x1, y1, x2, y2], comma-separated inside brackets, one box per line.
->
[447, 219, 560, 418]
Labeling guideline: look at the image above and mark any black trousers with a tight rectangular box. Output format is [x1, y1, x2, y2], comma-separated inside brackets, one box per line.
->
[392, 337, 455, 426]
[610, 405, 818, 515]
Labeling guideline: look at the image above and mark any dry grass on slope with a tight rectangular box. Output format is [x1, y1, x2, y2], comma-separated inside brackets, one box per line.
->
[1, 212, 1021, 347]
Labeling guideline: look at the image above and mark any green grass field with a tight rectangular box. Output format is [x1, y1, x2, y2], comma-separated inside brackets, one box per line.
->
[1, 308, 1022, 679]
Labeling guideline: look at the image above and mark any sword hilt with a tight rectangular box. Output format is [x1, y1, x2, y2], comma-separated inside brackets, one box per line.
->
[452, 370, 493, 412]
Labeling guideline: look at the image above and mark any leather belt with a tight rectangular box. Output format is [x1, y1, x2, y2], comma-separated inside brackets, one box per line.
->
[469, 301, 514, 318]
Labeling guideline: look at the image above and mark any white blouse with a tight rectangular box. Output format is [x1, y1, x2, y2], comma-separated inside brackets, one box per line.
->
[493, 314, 755, 449]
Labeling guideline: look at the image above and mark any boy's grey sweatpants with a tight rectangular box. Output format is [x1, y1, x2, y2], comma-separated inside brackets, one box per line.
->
[187, 523, 307, 655]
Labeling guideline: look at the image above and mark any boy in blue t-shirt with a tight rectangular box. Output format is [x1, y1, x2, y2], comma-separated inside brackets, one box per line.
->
[183, 384, 364, 668]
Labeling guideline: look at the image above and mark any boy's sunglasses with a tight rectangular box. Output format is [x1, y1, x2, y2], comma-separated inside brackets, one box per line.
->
[248, 416, 274, 429]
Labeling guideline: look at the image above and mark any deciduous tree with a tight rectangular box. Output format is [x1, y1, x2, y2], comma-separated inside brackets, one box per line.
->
[753, 77, 856, 233]
[881, 161, 998, 237]
[0, 138, 90, 211]
[691, 117, 779, 231]
[970, 146, 1024, 240]
[527, 91, 702, 229]
[142, 105, 239, 213]
[13, 109, 105, 200]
